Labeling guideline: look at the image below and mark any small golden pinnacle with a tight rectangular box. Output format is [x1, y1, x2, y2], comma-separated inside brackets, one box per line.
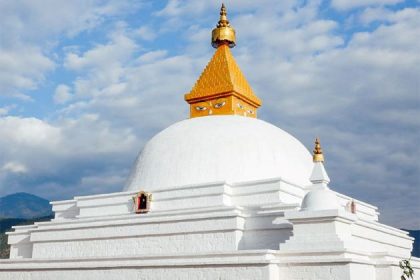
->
[313, 137, 324, 162]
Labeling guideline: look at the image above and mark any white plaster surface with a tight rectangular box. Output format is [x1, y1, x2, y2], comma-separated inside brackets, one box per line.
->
[0, 266, 274, 280]
[0, 251, 280, 280]
[124, 115, 313, 191]
[3, 176, 417, 280]
[310, 161, 330, 184]
[301, 188, 340, 211]
[2, 134, 418, 280]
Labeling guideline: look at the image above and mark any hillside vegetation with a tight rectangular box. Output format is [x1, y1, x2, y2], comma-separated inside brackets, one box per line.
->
[0, 216, 53, 258]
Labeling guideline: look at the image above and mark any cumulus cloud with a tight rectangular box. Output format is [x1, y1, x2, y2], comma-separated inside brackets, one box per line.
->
[357, 7, 394, 24]
[64, 31, 138, 101]
[0, 0, 135, 99]
[331, 0, 404, 11]
[54, 84, 73, 104]
[2, 162, 28, 174]
[0, 47, 54, 97]
[65, 32, 137, 71]
[0, 115, 138, 199]
[135, 26, 158, 41]
[0, 105, 16, 116]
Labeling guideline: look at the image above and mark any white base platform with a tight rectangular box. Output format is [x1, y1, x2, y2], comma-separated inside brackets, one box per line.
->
[1, 178, 418, 280]
[1, 250, 419, 280]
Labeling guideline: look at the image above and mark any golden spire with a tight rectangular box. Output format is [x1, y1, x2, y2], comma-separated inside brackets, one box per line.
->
[313, 137, 325, 162]
[211, 3, 236, 48]
[184, 4, 261, 118]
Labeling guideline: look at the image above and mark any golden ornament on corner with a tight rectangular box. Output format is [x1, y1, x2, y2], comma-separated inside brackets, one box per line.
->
[313, 137, 325, 162]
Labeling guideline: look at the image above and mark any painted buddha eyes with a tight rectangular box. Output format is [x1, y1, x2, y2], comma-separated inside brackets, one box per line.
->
[214, 101, 226, 109]
[194, 99, 226, 112]
[237, 103, 254, 115]
[195, 106, 207, 111]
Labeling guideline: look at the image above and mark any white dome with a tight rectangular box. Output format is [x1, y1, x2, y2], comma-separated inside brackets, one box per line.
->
[124, 116, 313, 191]
[300, 189, 340, 211]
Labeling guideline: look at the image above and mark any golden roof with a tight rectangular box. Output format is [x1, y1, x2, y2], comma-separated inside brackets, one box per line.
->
[184, 4, 262, 118]
[184, 44, 261, 107]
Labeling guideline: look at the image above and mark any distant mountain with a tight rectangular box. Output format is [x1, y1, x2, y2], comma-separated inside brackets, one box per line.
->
[0, 192, 53, 258]
[0, 192, 52, 219]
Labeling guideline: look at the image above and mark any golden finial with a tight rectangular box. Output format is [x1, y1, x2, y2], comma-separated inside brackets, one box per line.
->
[211, 3, 236, 48]
[218, 3, 229, 27]
[313, 137, 324, 162]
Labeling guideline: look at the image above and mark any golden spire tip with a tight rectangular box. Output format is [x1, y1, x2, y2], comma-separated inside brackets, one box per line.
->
[313, 137, 324, 162]
[211, 3, 236, 48]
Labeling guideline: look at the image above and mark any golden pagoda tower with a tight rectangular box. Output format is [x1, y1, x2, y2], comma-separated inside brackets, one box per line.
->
[184, 4, 262, 118]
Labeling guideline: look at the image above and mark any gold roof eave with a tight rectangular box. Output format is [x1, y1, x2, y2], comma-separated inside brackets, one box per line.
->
[185, 89, 262, 108]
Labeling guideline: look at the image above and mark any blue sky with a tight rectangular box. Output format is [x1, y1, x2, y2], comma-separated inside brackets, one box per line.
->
[0, 0, 419, 228]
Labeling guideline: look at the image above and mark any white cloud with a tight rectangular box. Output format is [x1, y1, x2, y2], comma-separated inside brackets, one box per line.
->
[357, 7, 394, 24]
[65, 33, 137, 71]
[63, 32, 137, 100]
[0, 0, 136, 99]
[0, 117, 61, 148]
[2, 162, 28, 174]
[0, 114, 138, 199]
[54, 84, 73, 104]
[136, 50, 168, 64]
[0, 105, 16, 116]
[331, 0, 403, 11]
[0, 0, 132, 45]
[0, 47, 54, 96]
[135, 26, 158, 41]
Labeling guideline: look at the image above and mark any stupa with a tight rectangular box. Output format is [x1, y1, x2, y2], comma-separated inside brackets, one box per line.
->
[1, 4, 419, 280]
